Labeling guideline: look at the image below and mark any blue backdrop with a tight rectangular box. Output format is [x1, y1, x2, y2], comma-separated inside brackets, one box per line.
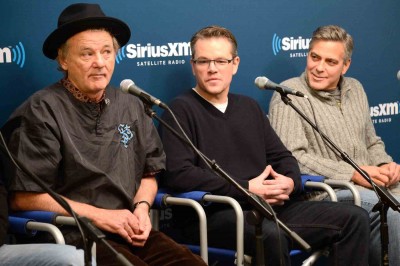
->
[1, 0, 399, 161]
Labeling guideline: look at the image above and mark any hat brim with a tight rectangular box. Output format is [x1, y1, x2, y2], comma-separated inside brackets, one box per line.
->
[43, 17, 131, 59]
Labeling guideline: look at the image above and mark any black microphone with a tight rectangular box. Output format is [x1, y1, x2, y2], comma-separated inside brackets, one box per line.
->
[120, 79, 168, 109]
[255, 76, 308, 98]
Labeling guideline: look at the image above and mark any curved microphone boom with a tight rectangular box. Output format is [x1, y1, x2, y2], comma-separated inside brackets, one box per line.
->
[255, 76, 307, 98]
[120, 79, 168, 109]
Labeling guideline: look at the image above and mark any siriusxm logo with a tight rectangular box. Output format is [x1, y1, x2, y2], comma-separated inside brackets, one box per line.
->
[370, 101, 399, 124]
[116, 42, 191, 64]
[370, 101, 399, 117]
[0, 41, 26, 68]
[272, 34, 311, 56]
[116, 45, 127, 64]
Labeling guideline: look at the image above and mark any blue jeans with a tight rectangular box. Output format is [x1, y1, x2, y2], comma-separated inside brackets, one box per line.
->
[0, 244, 87, 266]
[323, 189, 400, 266]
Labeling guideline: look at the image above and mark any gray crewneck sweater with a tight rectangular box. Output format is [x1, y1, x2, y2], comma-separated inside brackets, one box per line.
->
[268, 72, 397, 199]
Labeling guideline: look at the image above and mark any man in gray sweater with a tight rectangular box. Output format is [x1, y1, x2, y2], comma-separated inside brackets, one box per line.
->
[269, 25, 400, 266]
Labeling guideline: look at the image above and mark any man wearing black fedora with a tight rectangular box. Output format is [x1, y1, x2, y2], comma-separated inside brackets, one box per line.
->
[2, 3, 206, 265]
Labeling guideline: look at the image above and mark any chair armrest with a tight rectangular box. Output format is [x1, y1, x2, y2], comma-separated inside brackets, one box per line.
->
[11, 211, 58, 223]
[324, 180, 361, 206]
[154, 189, 245, 266]
[8, 215, 65, 244]
[10, 211, 95, 258]
[202, 194, 245, 266]
[12, 210, 76, 226]
[8, 216, 37, 236]
[154, 189, 212, 207]
[166, 196, 208, 263]
[301, 175, 337, 201]
[301, 174, 325, 184]
[153, 190, 209, 264]
[11, 211, 75, 241]
[154, 191, 171, 209]
[25, 221, 65, 244]
[301, 174, 361, 206]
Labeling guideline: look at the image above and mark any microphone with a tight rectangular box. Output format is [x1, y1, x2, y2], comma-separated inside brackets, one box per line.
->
[120, 79, 168, 109]
[255, 76, 307, 98]
[397, 70, 400, 81]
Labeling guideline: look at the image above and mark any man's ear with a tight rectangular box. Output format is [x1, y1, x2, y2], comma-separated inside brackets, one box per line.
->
[341, 58, 351, 75]
[190, 59, 196, 76]
[232, 56, 240, 75]
[58, 50, 68, 71]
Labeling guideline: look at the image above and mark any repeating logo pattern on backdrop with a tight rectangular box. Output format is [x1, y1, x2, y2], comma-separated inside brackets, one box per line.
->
[370, 101, 399, 124]
[0, 41, 26, 68]
[116, 41, 191, 67]
[272, 33, 310, 58]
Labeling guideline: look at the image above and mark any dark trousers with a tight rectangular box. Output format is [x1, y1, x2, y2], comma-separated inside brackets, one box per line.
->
[96, 230, 206, 266]
[181, 200, 370, 266]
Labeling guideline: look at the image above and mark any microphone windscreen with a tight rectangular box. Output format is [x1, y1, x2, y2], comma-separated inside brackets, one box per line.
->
[120, 79, 134, 93]
[255, 76, 268, 89]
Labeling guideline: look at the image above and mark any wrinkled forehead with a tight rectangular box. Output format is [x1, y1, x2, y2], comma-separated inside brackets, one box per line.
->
[309, 40, 347, 61]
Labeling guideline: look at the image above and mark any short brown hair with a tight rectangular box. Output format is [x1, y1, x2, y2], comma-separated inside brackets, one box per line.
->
[190, 25, 238, 59]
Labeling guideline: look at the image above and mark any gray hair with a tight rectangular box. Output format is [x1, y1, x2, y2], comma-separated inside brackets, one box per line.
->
[309, 25, 353, 61]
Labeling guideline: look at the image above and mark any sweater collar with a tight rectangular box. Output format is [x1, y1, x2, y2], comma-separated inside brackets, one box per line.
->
[189, 90, 233, 118]
[192, 88, 228, 113]
[60, 78, 106, 104]
[301, 72, 351, 105]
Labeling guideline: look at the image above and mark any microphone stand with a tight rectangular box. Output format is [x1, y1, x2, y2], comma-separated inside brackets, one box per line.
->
[277, 92, 400, 266]
[0, 133, 133, 266]
[143, 104, 311, 265]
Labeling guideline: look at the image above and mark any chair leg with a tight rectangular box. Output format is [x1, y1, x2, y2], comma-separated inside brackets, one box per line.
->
[301, 248, 330, 266]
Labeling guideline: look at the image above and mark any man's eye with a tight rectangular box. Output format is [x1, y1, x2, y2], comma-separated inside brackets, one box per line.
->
[216, 60, 228, 65]
[312, 56, 320, 61]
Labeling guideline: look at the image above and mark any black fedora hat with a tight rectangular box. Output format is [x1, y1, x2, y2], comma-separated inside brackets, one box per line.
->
[43, 3, 131, 59]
